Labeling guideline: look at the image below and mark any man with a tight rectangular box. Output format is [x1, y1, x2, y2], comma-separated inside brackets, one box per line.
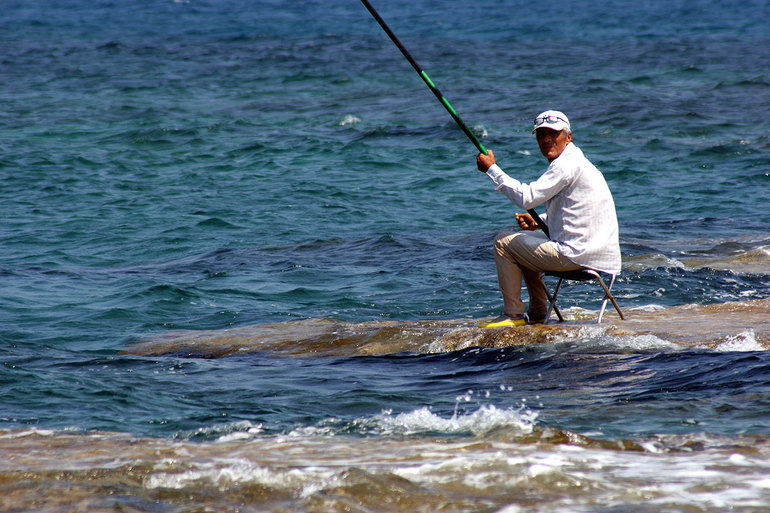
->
[476, 110, 620, 327]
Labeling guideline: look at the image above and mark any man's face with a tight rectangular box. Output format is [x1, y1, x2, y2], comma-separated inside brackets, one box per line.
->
[536, 128, 572, 162]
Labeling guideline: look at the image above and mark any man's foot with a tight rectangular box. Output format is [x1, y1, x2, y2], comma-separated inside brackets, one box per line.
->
[477, 315, 526, 328]
[525, 312, 546, 324]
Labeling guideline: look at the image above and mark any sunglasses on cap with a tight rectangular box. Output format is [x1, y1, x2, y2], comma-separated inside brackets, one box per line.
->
[533, 115, 568, 128]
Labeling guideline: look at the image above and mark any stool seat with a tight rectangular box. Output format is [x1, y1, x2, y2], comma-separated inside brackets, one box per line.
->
[543, 269, 624, 324]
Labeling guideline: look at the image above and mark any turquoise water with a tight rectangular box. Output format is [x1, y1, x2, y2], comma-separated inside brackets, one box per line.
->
[1, 1, 770, 511]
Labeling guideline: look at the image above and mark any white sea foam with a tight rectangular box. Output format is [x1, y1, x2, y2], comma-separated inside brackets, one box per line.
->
[372, 404, 538, 436]
[712, 330, 764, 352]
[60, 426, 770, 512]
[551, 325, 678, 351]
[177, 420, 264, 442]
[390, 439, 770, 510]
[289, 403, 539, 439]
[338, 114, 361, 126]
[0, 427, 58, 439]
[145, 457, 339, 495]
[473, 124, 488, 138]
[629, 304, 668, 312]
[216, 423, 264, 443]
[623, 253, 687, 272]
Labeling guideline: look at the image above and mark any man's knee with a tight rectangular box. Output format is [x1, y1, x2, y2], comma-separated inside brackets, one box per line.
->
[493, 230, 517, 255]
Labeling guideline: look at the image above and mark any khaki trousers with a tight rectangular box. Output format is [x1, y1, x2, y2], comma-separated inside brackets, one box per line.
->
[493, 230, 582, 318]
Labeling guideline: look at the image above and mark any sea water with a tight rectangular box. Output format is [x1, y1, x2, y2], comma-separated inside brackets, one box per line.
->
[1, 0, 770, 511]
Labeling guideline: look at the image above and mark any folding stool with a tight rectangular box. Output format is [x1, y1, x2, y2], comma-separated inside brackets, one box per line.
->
[543, 269, 624, 324]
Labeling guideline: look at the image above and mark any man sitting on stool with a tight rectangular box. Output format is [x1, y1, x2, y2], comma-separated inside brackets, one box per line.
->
[476, 110, 621, 327]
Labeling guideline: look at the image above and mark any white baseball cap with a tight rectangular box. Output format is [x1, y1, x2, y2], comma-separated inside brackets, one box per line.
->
[532, 110, 570, 134]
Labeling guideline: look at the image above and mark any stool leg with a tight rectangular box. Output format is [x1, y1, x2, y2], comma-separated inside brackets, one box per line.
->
[544, 278, 564, 323]
[605, 278, 625, 320]
[588, 272, 624, 322]
[597, 288, 609, 324]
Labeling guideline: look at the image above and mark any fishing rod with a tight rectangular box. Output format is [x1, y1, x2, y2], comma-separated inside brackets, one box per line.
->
[359, 0, 549, 237]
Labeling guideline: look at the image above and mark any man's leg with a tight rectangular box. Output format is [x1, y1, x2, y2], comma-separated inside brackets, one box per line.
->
[493, 230, 527, 318]
[521, 267, 549, 320]
[493, 230, 582, 319]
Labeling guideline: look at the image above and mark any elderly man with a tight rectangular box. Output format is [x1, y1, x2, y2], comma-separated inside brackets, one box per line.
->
[476, 110, 621, 327]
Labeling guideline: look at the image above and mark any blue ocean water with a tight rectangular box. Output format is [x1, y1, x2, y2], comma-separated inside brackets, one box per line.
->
[1, 0, 770, 511]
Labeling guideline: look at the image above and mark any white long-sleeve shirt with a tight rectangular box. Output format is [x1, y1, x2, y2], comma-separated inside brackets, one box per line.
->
[485, 142, 621, 274]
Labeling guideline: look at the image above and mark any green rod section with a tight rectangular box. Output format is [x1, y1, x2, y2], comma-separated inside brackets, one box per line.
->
[360, 0, 549, 237]
[359, 0, 486, 154]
